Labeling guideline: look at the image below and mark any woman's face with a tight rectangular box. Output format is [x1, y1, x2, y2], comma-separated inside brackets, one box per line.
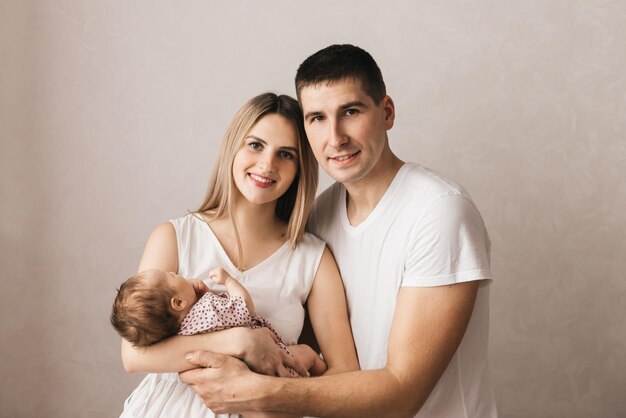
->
[232, 113, 300, 208]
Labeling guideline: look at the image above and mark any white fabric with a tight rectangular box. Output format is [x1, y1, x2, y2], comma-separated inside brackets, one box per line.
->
[308, 163, 497, 417]
[120, 213, 326, 418]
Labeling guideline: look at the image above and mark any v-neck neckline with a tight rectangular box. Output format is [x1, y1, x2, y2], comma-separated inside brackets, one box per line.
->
[197, 216, 289, 277]
[339, 163, 410, 233]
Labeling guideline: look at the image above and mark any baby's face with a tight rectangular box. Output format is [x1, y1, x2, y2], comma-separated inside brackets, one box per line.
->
[161, 271, 197, 306]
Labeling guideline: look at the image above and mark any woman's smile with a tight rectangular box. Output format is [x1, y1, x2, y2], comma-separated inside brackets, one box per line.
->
[248, 172, 277, 188]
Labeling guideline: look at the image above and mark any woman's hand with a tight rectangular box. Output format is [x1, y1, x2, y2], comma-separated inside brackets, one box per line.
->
[287, 344, 327, 376]
[238, 328, 308, 377]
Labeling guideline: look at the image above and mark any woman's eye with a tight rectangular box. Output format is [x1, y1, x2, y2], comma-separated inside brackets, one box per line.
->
[248, 142, 262, 150]
[279, 151, 295, 160]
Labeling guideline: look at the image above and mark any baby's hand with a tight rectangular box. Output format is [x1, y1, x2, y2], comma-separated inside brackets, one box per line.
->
[208, 267, 232, 285]
[190, 279, 208, 298]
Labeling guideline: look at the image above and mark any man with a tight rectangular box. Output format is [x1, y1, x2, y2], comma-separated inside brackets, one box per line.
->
[180, 44, 497, 417]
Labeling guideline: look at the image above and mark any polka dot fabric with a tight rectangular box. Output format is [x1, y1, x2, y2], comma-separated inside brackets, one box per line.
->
[179, 292, 300, 378]
[179, 293, 251, 334]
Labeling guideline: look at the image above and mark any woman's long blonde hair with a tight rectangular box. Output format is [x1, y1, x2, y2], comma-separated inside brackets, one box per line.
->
[196, 93, 318, 268]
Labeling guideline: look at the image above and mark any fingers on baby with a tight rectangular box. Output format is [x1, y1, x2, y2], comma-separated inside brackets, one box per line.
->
[281, 349, 308, 377]
[208, 267, 231, 285]
[184, 350, 227, 369]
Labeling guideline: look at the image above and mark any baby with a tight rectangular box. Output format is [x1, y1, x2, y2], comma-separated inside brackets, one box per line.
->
[110, 267, 326, 377]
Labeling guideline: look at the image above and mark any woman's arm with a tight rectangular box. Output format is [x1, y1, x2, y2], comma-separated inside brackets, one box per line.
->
[306, 247, 360, 375]
[121, 328, 260, 373]
[123, 221, 227, 373]
[121, 222, 305, 375]
[137, 221, 179, 273]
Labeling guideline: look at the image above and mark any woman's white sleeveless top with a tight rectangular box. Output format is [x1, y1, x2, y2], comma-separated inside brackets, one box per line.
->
[120, 214, 325, 418]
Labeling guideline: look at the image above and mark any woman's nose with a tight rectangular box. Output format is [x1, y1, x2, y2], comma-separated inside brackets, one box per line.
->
[257, 153, 276, 172]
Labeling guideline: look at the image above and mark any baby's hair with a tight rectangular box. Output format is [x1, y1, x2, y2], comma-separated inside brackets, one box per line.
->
[110, 270, 181, 347]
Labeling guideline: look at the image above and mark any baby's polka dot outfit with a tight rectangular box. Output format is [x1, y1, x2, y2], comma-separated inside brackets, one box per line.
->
[179, 292, 300, 377]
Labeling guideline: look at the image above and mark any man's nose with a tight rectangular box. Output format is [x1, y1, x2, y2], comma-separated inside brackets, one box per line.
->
[328, 120, 348, 149]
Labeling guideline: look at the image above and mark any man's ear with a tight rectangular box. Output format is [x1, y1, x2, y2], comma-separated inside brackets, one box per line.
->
[171, 297, 187, 312]
[382, 95, 395, 130]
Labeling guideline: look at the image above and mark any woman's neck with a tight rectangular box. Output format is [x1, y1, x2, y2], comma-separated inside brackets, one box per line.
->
[201, 196, 288, 270]
[229, 199, 285, 241]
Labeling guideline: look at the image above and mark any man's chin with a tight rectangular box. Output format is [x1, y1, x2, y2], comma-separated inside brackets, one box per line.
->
[323, 168, 362, 185]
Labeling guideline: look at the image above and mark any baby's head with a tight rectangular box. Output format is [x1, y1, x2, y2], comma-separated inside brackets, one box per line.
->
[110, 269, 197, 347]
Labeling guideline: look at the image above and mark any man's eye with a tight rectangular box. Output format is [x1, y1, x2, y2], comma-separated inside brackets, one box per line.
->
[311, 115, 325, 123]
[344, 109, 358, 116]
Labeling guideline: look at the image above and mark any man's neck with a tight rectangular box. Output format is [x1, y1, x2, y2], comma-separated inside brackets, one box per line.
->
[344, 153, 404, 226]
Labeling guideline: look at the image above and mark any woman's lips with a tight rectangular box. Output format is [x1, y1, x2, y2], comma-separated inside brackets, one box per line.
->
[248, 173, 276, 188]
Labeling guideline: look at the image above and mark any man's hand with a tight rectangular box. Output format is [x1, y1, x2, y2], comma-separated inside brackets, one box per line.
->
[180, 351, 262, 413]
[181, 351, 302, 418]
[238, 328, 308, 377]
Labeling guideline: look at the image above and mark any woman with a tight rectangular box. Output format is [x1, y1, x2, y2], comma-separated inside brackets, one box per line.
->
[119, 93, 358, 417]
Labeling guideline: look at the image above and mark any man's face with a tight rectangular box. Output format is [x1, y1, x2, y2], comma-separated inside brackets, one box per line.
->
[299, 78, 394, 187]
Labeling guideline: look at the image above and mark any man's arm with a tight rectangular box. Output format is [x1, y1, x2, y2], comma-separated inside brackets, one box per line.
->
[181, 280, 479, 417]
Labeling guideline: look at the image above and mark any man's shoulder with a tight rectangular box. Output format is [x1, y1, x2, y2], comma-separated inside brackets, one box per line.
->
[312, 182, 344, 215]
[308, 182, 344, 236]
[400, 163, 470, 200]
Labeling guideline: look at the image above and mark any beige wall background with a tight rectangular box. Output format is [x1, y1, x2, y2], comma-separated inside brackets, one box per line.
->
[1, 1, 624, 417]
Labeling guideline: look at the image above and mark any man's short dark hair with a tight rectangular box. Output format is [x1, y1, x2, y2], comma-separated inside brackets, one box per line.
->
[295, 44, 387, 104]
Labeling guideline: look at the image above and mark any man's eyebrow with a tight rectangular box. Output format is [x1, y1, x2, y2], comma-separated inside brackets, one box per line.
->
[304, 101, 368, 120]
[304, 110, 323, 120]
[339, 101, 368, 110]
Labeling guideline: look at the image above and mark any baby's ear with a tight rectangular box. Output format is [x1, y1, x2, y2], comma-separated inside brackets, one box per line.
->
[171, 297, 187, 311]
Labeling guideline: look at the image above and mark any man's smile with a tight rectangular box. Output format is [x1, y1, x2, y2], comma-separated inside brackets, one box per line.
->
[329, 151, 360, 163]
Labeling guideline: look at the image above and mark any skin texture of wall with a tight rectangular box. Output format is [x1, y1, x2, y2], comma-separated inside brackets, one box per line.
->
[1, 1, 624, 417]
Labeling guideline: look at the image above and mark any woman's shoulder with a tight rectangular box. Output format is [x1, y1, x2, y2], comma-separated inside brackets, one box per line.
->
[168, 212, 205, 229]
[297, 231, 327, 254]
[166, 213, 213, 247]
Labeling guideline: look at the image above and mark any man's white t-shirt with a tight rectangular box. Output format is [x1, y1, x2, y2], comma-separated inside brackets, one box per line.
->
[308, 163, 497, 417]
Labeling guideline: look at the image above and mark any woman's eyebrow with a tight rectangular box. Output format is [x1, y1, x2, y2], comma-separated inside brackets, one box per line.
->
[245, 135, 267, 144]
[246, 136, 298, 153]
[280, 146, 299, 153]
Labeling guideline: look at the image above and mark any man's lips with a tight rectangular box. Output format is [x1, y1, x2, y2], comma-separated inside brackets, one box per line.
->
[329, 151, 360, 163]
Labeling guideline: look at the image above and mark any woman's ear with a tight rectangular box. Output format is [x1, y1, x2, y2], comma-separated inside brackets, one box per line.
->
[170, 297, 187, 312]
